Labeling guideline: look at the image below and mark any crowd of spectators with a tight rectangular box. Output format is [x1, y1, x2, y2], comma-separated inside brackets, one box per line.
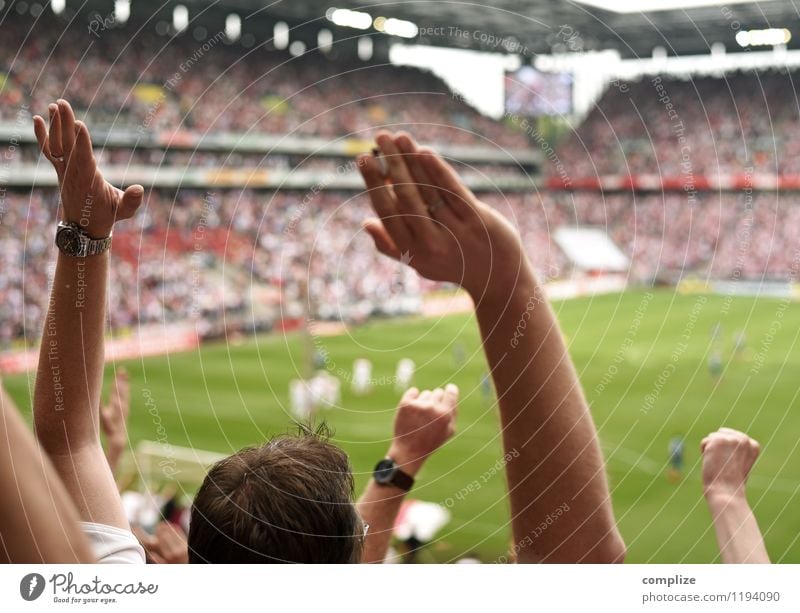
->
[539, 190, 800, 283]
[2, 13, 798, 350]
[0, 12, 527, 149]
[3, 108, 770, 567]
[3, 184, 797, 346]
[555, 71, 800, 178]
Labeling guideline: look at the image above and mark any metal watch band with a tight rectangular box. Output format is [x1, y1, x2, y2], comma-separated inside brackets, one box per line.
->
[56, 222, 113, 257]
[84, 234, 113, 256]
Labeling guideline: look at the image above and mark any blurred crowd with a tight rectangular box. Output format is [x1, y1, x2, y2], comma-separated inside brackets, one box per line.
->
[540, 191, 800, 283]
[0, 12, 527, 149]
[555, 71, 800, 178]
[3, 185, 798, 345]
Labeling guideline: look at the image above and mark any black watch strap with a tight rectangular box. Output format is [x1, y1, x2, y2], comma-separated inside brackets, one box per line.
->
[389, 467, 414, 492]
[374, 458, 415, 492]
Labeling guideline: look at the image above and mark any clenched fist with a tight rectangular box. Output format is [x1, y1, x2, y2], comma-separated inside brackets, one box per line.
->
[388, 384, 459, 476]
[701, 428, 761, 501]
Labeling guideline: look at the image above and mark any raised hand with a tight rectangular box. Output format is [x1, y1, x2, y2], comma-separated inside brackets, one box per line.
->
[388, 385, 458, 475]
[33, 99, 143, 238]
[356, 385, 458, 563]
[701, 428, 769, 563]
[701, 427, 761, 501]
[358, 131, 625, 563]
[358, 131, 529, 301]
[100, 368, 131, 474]
[134, 522, 189, 564]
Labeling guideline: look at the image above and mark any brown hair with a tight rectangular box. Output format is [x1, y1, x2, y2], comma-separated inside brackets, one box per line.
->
[188, 425, 362, 563]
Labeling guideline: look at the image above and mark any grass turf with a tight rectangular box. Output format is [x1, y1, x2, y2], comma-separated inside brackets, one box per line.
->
[6, 289, 800, 563]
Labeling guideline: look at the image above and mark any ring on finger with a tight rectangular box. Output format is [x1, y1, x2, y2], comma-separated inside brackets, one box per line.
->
[52, 154, 65, 162]
[428, 199, 446, 214]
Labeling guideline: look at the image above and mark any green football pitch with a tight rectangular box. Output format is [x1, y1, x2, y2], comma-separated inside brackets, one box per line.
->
[7, 290, 800, 563]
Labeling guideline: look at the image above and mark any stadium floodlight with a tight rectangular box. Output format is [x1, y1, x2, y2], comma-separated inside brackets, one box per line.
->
[274, 21, 289, 49]
[318, 28, 333, 53]
[114, 0, 129, 23]
[735, 28, 791, 47]
[575, 0, 781, 13]
[225, 13, 241, 42]
[173, 5, 189, 33]
[383, 17, 418, 39]
[327, 8, 372, 30]
[289, 40, 306, 57]
[358, 36, 373, 60]
[52, 0, 65, 15]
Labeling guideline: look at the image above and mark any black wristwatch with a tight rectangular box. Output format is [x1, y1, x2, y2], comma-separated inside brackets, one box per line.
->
[373, 457, 415, 492]
[55, 222, 112, 257]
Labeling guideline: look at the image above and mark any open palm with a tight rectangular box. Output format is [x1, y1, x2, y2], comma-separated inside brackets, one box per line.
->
[33, 99, 142, 238]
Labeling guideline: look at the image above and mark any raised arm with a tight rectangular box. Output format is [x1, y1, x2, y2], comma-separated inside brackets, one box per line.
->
[357, 385, 458, 563]
[357, 132, 624, 563]
[701, 428, 770, 564]
[32, 100, 143, 529]
[0, 377, 93, 562]
[100, 368, 131, 476]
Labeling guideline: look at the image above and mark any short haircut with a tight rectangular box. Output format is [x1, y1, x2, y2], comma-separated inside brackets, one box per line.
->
[188, 425, 362, 563]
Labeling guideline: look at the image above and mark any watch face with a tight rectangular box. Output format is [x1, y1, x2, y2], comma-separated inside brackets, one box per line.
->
[374, 459, 396, 484]
[56, 227, 82, 256]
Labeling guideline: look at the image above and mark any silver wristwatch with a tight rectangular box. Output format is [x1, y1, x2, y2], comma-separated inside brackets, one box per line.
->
[55, 222, 113, 257]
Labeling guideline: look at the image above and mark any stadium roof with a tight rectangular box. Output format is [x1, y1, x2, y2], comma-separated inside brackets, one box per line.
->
[191, 0, 800, 58]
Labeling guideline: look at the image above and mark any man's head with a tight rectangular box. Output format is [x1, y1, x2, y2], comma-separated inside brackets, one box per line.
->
[188, 426, 362, 563]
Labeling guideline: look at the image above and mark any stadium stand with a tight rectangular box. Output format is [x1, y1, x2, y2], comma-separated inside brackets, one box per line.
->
[1, 12, 798, 349]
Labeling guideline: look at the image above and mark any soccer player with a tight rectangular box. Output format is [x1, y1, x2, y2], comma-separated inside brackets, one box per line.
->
[708, 349, 723, 382]
[667, 435, 685, 482]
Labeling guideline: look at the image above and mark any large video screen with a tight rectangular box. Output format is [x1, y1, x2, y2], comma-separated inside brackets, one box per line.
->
[505, 66, 572, 116]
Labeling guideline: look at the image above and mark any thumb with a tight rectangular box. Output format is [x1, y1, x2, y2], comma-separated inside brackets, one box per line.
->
[363, 218, 401, 260]
[117, 185, 144, 221]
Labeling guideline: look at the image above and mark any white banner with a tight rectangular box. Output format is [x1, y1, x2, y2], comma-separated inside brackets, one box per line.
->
[0, 564, 797, 613]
